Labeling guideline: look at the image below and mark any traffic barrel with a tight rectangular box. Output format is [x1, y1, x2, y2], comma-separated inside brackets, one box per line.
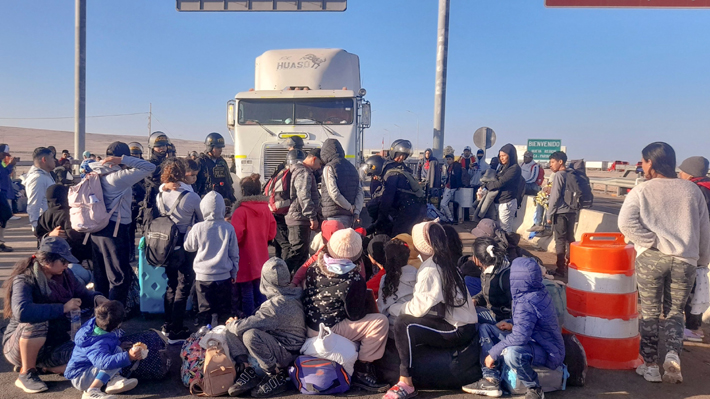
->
[563, 233, 643, 370]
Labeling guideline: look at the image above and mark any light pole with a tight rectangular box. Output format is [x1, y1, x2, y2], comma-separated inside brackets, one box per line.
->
[407, 110, 419, 153]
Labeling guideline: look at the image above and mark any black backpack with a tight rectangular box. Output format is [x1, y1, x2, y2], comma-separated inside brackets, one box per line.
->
[564, 162, 593, 210]
[563, 333, 588, 387]
[145, 191, 188, 267]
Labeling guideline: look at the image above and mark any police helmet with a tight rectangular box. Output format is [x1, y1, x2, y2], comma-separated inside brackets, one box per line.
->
[286, 149, 306, 165]
[148, 131, 170, 149]
[205, 132, 226, 152]
[127, 142, 144, 157]
[389, 139, 413, 161]
[363, 155, 386, 177]
[284, 136, 304, 150]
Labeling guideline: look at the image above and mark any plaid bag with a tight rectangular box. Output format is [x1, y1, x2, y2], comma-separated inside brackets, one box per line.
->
[120, 330, 171, 380]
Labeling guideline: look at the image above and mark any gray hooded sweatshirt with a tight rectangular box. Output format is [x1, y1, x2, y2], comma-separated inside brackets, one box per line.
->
[184, 191, 239, 281]
[88, 156, 156, 224]
[226, 258, 306, 352]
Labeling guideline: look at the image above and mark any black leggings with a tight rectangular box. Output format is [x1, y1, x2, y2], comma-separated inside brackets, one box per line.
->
[393, 314, 477, 378]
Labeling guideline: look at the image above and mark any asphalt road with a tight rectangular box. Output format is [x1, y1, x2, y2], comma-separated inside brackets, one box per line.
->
[1, 216, 708, 399]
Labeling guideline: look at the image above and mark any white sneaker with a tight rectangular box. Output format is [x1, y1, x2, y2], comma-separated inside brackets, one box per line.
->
[636, 363, 662, 383]
[662, 351, 683, 384]
[9, 216, 20, 220]
[104, 374, 138, 394]
[82, 390, 117, 399]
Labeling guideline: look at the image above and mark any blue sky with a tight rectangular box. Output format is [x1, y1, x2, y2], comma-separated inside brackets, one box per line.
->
[1, 0, 709, 162]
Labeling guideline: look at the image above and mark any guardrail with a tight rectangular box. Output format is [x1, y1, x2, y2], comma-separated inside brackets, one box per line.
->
[589, 177, 643, 196]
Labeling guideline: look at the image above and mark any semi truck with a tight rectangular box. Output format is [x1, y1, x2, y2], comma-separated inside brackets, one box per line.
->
[226, 48, 371, 179]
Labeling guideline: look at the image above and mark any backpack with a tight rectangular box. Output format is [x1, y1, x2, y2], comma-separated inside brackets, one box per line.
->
[145, 191, 189, 267]
[120, 331, 171, 381]
[563, 168, 593, 211]
[563, 333, 588, 387]
[263, 168, 292, 215]
[535, 164, 545, 186]
[289, 356, 351, 395]
[543, 279, 567, 327]
[189, 340, 237, 397]
[383, 168, 425, 199]
[180, 331, 208, 389]
[68, 173, 123, 238]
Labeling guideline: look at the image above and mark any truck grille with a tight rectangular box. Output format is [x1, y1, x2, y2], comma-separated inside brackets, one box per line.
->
[263, 146, 318, 177]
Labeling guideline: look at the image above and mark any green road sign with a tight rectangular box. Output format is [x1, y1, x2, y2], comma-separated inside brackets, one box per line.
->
[527, 139, 561, 161]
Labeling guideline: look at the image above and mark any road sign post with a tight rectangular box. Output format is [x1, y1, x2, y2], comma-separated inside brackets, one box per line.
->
[527, 139, 561, 161]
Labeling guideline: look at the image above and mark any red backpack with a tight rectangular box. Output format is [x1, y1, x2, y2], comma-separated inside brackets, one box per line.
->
[535, 164, 545, 186]
[263, 168, 292, 215]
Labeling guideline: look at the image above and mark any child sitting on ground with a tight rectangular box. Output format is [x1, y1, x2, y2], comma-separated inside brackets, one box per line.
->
[185, 191, 240, 326]
[377, 239, 418, 331]
[462, 257, 565, 399]
[64, 301, 145, 399]
[224, 258, 306, 398]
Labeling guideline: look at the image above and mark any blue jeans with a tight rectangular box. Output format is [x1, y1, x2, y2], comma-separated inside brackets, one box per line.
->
[478, 323, 548, 388]
[233, 279, 266, 317]
[533, 204, 545, 226]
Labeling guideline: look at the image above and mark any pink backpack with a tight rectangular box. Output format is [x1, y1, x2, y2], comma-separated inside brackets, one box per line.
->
[69, 173, 123, 239]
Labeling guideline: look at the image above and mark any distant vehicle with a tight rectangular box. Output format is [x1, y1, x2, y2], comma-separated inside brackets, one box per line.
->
[607, 160, 629, 172]
[226, 48, 371, 179]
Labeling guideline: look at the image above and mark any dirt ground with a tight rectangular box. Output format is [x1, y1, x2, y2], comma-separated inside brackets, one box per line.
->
[0, 216, 708, 399]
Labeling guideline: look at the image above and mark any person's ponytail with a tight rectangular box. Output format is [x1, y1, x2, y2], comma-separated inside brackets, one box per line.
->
[428, 223, 467, 310]
[2, 252, 62, 319]
[472, 236, 507, 268]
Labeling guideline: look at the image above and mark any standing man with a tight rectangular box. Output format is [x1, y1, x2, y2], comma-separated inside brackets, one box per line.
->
[0, 144, 18, 252]
[677, 156, 710, 342]
[476, 149, 489, 173]
[272, 149, 305, 260]
[25, 147, 56, 233]
[320, 138, 364, 228]
[521, 151, 542, 196]
[195, 133, 236, 206]
[546, 151, 576, 278]
[90, 142, 156, 304]
[483, 144, 521, 233]
[285, 149, 323, 272]
[416, 148, 437, 183]
[441, 153, 463, 224]
[459, 146, 474, 185]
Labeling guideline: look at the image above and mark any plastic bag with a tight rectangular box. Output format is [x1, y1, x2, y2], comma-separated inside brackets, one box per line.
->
[301, 324, 358, 376]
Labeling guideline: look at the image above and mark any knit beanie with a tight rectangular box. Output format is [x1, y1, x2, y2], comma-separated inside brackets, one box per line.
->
[411, 221, 435, 256]
[679, 156, 709, 178]
[327, 228, 363, 261]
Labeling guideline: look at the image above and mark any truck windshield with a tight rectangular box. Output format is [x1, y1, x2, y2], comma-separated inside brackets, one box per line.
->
[239, 99, 354, 126]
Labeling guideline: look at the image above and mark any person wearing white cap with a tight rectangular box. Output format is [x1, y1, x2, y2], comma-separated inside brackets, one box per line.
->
[383, 221, 477, 399]
[302, 228, 390, 393]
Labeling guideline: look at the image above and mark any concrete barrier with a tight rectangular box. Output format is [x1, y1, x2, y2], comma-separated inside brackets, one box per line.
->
[511, 196, 620, 253]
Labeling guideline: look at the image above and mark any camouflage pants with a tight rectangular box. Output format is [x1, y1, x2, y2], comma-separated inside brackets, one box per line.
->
[636, 249, 696, 364]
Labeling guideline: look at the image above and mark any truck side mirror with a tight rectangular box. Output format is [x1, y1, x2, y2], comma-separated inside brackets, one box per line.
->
[227, 99, 236, 130]
[361, 101, 371, 128]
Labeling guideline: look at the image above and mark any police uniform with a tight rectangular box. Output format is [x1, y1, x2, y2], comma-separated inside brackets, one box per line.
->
[196, 154, 236, 203]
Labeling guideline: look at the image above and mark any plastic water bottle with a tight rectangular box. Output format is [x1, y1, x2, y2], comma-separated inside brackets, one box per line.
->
[70, 310, 81, 341]
[197, 324, 212, 336]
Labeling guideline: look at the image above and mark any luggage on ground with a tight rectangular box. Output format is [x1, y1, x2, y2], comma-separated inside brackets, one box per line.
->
[289, 355, 351, 395]
[120, 330, 171, 380]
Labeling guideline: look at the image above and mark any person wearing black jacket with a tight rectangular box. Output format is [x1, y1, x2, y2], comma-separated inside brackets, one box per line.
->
[484, 144, 522, 233]
[470, 237, 512, 324]
[370, 161, 425, 237]
[440, 153, 463, 224]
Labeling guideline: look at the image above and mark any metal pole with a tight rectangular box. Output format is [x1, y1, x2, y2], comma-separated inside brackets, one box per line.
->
[74, 0, 86, 165]
[432, 0, 450, 160]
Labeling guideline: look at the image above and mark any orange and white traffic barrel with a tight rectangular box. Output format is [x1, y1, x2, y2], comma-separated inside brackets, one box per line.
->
[563, 233, 643, 370]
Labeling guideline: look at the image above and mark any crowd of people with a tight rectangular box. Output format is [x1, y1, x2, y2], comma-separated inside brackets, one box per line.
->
[0, 136, 708, 399]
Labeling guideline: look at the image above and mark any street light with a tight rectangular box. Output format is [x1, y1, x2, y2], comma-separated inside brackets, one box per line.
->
[406, 110, 420, 154]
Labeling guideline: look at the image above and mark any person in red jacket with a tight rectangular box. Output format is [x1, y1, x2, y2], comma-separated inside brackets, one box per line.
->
[231, 174, 277, 316]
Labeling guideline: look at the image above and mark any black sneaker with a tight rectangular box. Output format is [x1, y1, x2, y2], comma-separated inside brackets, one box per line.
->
[462, 378, 502, 397]
[0, 243, 14, 252]
[15, 368, 48, 394]
[250, 371, 288, 398]
[228, 367, 260, 397]
[352, 361, 389, 393]
[525, 387, 545, 399]
[166, 328, 191, 344]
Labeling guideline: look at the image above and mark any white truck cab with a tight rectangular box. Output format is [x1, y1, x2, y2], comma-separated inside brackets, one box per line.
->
[227, 48, 371, 179]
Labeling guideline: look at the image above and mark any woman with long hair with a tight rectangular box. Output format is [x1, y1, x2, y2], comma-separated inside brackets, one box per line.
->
[619, 142, 710, 384]
[471, 236, 512, 325]
[384, 221, 477, 399]
[2, 237, 107, 394]
[377, 239, 417, 330]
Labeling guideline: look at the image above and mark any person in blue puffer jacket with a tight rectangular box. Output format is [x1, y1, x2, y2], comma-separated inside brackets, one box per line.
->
[65, 301, 144, 399]
[462, 257, 565, 399]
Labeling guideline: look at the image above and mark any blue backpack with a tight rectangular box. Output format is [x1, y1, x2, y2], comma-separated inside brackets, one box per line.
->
[289, 356, 351, 395]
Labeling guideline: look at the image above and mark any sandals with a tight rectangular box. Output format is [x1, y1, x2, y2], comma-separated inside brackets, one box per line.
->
[383, 382, 418, 399]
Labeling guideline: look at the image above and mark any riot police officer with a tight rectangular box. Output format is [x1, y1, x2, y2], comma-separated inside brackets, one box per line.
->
[195, 132, 236, 205]
[128, 142, 144, 159]
[270, 136, 305, 181]
[140, 132, 171, 230]
[367, 140, 426, 236]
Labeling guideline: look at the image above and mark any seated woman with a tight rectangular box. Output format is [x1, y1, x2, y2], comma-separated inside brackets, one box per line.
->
[377, 239, 417, 331]
[303, 228, 390, 393]
[34, 184, 92, 263]
[384, 221, 478, 399]
[2, 237, 107, 394]
[471, 236, 512, 325]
